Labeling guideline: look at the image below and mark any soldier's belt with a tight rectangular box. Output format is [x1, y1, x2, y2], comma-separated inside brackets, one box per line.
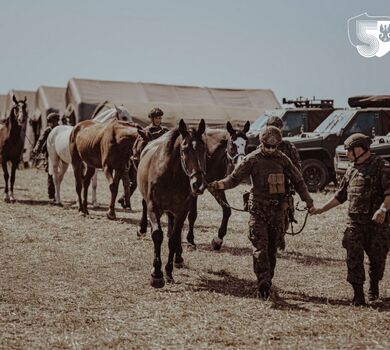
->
[251, 198, 280, 206]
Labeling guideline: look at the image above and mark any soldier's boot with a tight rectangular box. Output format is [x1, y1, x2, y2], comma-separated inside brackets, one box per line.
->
[351, 283, 366, 306]
[257, 280, 271, 300]
[368, 280, 379, 301]
[48, 174, 55, 200]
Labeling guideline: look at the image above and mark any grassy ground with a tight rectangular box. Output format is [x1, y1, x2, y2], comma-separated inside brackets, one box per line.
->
[0, 168, 389, 349]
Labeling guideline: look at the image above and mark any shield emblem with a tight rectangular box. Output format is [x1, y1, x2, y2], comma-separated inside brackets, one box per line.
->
[348, 13, 390, 58]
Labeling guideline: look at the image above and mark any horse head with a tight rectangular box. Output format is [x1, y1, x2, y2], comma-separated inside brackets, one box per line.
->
[226, 121, 250, 166]
[12, 95, 28, 126]
[178, 119, 207, 196]
[133, 126, 154, 169]
[114, 105, 132, 122]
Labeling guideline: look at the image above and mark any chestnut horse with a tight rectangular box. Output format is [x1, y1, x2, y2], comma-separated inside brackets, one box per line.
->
[69, 117, 140, 219]
[186, 121, 250, 249]
[0, 95, 29, 202]
[137, 119, 207, 288]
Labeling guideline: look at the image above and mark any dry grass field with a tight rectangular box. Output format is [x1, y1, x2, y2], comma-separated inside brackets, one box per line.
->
[1, 167, 390, 349]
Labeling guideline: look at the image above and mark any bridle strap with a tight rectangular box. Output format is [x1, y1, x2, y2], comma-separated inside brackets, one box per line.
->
[180, 148, 205, 179]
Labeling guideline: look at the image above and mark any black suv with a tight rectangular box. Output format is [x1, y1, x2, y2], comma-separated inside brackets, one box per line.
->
[286, 107, 390, 191]
[246, 97, 334, 153]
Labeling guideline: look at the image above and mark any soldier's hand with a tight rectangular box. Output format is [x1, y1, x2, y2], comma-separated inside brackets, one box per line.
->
[309, 206, 322, 215]
[208, 181, 224, 190]
[372, 209, 386, 224]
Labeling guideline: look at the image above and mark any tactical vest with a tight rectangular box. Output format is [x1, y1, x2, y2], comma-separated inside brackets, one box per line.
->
[347, 157, 383, 215]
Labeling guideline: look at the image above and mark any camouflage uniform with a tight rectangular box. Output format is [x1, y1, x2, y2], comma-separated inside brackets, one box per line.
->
[119, 108, 168, 208]
[218, 127, 313, 297]
[334, 155, 390, 289]
[33, 113, 59, 200]
[266, 116, 302, 249]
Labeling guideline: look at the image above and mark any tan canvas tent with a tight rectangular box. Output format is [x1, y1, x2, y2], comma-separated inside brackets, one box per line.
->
[0, 94, 7, 120]
[5, 90, 36, 162]
[34, 86, 66, 130]
[65, 78, 280, 128]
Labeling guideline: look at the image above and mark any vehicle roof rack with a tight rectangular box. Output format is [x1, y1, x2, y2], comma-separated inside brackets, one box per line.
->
[282, 96, 334, 109]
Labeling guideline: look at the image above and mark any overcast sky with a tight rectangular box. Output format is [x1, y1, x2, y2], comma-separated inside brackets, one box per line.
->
[0, 0, 388, 107]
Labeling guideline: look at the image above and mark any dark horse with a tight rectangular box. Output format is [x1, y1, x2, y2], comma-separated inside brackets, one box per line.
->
[0, 95, 29, 202]
[186, 121, 250, 250]
[69, 116, 140, 219]
[137, 119, 207, 288]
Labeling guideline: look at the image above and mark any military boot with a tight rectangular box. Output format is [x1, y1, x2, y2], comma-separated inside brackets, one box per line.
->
[351, 283, 366, 306]
[368, 280, 379, 301]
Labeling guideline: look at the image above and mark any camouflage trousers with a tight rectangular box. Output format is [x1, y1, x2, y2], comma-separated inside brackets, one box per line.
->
[342, 221, 390, 284]
[119, 163, 137, 205]
[248, 201, 284, 285]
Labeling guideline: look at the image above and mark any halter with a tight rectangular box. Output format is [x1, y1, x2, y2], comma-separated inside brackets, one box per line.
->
[180, 146, 206, 179]
[226, 136, 246, 163]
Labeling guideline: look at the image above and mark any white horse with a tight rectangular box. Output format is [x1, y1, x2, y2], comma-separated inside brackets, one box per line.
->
[47, 105, 132, 206]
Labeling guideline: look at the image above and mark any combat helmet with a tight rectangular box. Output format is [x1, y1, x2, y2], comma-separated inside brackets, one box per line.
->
[259, 126, 282, 146]
[148, 107, 164, 119]
[266, 116, 284, 129]
[47, 112, 60, 125]
[344, 133, 372, 151]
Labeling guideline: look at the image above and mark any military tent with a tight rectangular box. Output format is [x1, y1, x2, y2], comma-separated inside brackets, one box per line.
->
[65, 78, 280, 128]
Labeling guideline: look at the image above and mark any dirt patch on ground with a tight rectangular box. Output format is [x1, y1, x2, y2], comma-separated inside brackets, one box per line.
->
[1, 168, 389, 349]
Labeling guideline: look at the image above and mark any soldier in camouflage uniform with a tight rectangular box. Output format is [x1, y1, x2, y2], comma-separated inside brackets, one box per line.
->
[266, 116, 302, 250]
[209, 126, 314, 299]
[118, 107, 169, 209]
[312, 133, 390, 306]
[32, 112, 60, 200]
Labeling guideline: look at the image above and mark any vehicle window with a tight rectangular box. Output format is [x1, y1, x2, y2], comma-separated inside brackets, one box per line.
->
[250, 110, 284, 131]
[314, 110, 355, 133]
[344, 112, 376, 137]
[282, 112, 305, 136]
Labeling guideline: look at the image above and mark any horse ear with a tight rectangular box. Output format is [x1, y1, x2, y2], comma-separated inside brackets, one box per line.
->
[23, 96, 27, 103]
[179, 119, 188, 137]
[12, 94, 18, 105]
[226, 121, 235, 135]
[198, 118, 206, 136]
[243, 121, 250, 133]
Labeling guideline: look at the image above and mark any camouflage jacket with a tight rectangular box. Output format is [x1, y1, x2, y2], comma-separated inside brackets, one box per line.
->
[220, 148, 313, 206]
[33, 126, 53, 155]
[335, 155, 390, 222]
[145, 123, 169, 141]
[278, 140, 301, 172]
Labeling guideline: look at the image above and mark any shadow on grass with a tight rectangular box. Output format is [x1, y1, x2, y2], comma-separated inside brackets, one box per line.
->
[278, 250, 344, 266]
[283, 289, 351, 307]
[190, 269, 309, 311]
[16, 199, 52, 206]
[196, 243, 252, 256]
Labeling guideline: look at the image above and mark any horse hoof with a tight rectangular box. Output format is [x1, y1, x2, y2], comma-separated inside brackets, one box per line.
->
[106, 212, 116, 220]
[166, 275, 175, 284]
[54, 202, 63, 207]
[150, 276, 165, 288]
[174, 258, 184, 269]
[186, 243, 197, 251]
[211, 237, 223, 251]
[78, 211, 86, 217]
[92, 202, 99, 209]
[137, 230, 146, 238]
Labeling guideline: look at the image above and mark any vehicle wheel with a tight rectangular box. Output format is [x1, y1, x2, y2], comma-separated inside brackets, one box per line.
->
[301, 159, 329, 192]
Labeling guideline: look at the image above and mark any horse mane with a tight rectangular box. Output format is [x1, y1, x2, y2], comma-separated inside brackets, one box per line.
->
[165, 128, 181, 154]
[91, 100, 109, 118]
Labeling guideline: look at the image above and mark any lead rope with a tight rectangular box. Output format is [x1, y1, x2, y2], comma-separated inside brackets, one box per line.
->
[285, 202, 309, 236]
[207, 186, 249, 213]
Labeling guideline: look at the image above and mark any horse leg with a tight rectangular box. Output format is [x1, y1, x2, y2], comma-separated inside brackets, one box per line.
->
[82, 167, 95, 215]
[73, 162, 85, 215]
[2, 160, 9, 202]
[186, 197, 197, 249]
[148, 206, 164, 288]
[91, 170, 98, 208]
[165, 213, 186, 283]
[103, 166, 121, 220]
[9, 161, 18, 202]
[137, 199, 148, 237]
[211, 191, 231, 251]
[55, 161, 69, 205]
[128, 164, 138, 210]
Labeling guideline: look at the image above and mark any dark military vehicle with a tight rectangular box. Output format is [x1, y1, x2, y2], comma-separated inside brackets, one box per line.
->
[287, 96, 390, 192]
[335, 134, 390, 179]
[246, 97, 334, 153]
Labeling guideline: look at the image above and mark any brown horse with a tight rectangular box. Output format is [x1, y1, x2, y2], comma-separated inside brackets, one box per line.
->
[186, 121, 250, 249]
[0, 95, 29, 202]
[137, 119, 207, 288]
[69, 116, 140, 219]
